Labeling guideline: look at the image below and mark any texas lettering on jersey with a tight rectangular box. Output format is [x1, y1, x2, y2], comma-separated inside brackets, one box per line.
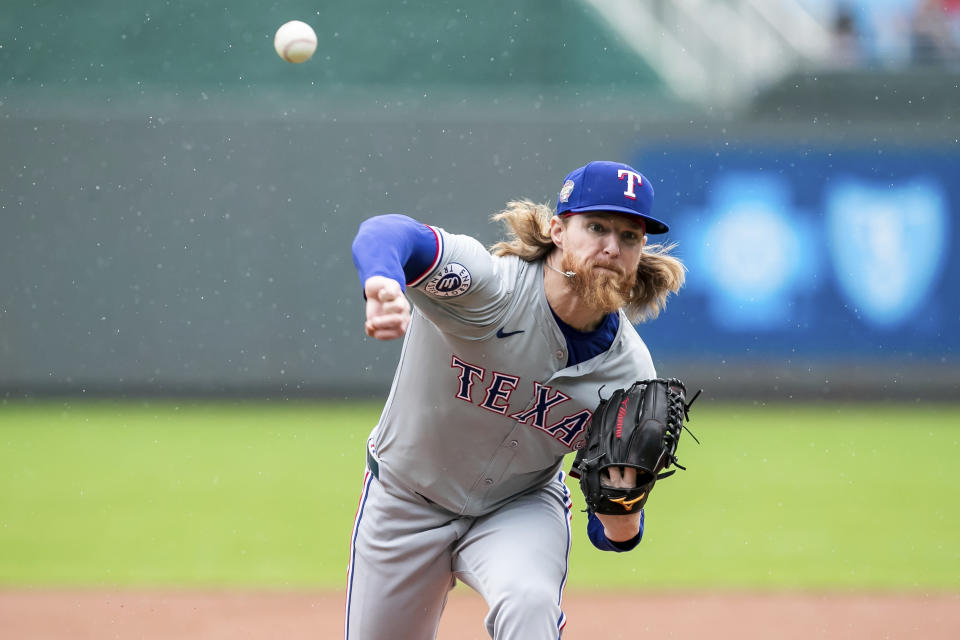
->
[451, 354, 591, 449]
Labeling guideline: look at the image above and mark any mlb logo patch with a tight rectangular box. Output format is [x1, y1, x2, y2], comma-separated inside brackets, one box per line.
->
[558, 180, 575, 204]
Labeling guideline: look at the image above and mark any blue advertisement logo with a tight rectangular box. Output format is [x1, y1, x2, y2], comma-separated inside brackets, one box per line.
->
[633, 148, 956, 360]
[826, 177, 949, 328]
[680, 173, 819, 330]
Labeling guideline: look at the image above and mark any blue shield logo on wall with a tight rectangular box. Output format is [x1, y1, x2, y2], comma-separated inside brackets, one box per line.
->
[826, 177, 949, 328]
[679, 173, 819, 331]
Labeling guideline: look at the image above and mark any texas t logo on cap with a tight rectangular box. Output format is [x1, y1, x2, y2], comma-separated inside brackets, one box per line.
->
[556, 160, 669, 234]
[617, 169, 643, 200]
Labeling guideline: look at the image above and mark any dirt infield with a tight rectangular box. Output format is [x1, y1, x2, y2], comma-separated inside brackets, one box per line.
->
[2, 588, 958, 639]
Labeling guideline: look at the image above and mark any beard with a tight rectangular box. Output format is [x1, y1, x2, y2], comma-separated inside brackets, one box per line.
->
[559, 251, 637, 315]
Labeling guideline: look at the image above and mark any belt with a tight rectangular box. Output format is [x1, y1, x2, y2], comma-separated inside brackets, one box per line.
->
[366, 448, 380, 480]
[367, 449, 438, 506]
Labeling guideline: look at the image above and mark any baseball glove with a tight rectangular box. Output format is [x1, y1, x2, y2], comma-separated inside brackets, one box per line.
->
[570, 378, 699, 515]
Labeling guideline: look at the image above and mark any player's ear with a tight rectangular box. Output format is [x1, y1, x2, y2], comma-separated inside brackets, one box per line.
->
[549, 215, 565, 248]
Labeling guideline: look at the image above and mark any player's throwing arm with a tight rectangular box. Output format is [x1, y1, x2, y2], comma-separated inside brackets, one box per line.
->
[363, 275, 411, 340]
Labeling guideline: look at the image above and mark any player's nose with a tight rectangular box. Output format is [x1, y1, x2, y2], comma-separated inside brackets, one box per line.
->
[601, 235, 621, 258]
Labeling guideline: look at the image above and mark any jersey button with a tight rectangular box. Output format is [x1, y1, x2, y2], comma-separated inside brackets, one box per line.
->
[483, 478, 494, 485]
[508, 440, 519, 448]
[555, 350, 565, 360]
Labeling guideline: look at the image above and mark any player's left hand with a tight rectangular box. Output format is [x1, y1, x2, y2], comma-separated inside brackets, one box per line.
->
[364, 276, 411, 340]
[593, 466, 643, 542]
[572, 379, 699, 542]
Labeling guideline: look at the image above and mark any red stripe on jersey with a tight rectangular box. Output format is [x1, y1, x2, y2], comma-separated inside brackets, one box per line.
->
[408, 225, 442, 286]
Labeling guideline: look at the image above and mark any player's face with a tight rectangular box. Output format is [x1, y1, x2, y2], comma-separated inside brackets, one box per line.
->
[563, 212, 646, 264]
[553, 213, 647, 313]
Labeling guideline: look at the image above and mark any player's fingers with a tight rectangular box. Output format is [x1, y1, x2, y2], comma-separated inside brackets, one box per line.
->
[600, 467, 614, 485]
[377, 282, 403, 302]
[364, 276, 403, 306]
[366, 321, 399, 339]
[371, 326, 407, 340]
[364, 300, 385, 329]
[607, 466, 623, 486]
[371, 305, 410, 327]
[370, 327, 404, 340]
[366, 312, 409, 340]
[603, 466, 636, 488]
[365, 288, 408, 321]
[380, 295, 410, 316]
[367, 314, 401, 330]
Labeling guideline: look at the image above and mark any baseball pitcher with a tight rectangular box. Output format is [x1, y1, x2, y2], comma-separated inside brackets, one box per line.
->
[346, 161, 692, 639]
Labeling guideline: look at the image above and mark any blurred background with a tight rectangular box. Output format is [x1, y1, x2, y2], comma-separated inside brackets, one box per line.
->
[1, 5, 959, 632]
[2, 0, 957, 402]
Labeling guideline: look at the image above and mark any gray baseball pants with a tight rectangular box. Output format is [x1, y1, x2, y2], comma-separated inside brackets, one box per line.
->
[345, 451, 572, 639]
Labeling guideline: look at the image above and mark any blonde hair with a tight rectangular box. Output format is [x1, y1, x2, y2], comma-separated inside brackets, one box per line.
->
[490, 199, 686, 323]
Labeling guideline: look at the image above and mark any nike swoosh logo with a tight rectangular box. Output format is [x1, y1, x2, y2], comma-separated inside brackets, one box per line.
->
[496, 328, 525, 338]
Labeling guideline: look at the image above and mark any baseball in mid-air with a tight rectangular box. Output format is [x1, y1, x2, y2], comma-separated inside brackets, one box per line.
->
[274, 20, 317, 64]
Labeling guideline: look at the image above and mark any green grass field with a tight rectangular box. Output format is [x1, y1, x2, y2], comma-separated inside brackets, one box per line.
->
[1, 399, 958, 590]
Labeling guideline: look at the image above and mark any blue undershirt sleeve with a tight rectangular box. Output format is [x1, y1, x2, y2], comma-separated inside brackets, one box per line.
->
[586, 509, 643, 552]
[351, 214, 440, 291]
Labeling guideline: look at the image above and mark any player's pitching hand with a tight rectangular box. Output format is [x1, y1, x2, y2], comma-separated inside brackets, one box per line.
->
[364, 276, 411, 340]
[595, 466, 643, 542]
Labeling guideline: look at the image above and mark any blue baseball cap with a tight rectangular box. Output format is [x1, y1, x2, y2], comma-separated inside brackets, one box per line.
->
[555, 160, 668, 234]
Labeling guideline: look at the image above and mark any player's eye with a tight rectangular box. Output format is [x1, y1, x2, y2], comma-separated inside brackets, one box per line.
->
[621, 231, 641, 244]
[587, 222, 607, 234]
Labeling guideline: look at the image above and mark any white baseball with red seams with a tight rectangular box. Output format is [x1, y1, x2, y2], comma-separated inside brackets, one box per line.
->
[273, 20, 317, 63]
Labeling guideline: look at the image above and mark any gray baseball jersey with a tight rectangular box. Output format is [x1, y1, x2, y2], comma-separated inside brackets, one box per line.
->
[347, 223, 658, 639]
[369, 225, 657, 516]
